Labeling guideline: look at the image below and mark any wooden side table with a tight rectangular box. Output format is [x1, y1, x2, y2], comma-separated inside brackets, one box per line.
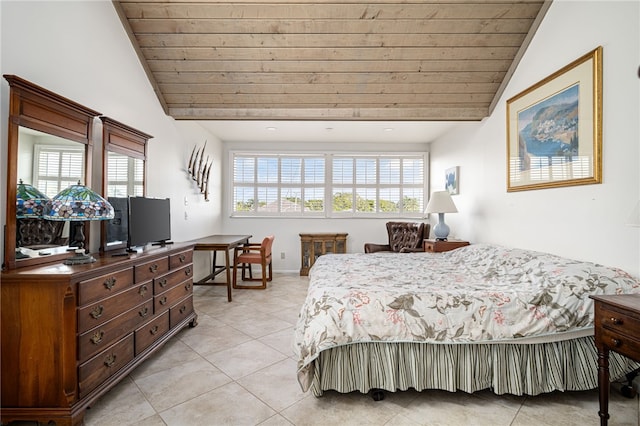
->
[299, 233, 347, 276]
[590, 294, 640, 425]
[423, 239, 469, 253]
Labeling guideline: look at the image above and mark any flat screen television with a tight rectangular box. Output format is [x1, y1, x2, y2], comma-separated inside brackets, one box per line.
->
[128, 196, 172, 248]
[106, 197, 129, 249]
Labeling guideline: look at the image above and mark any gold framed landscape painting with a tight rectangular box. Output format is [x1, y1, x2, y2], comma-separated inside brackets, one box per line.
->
[506, 46, 602, 192]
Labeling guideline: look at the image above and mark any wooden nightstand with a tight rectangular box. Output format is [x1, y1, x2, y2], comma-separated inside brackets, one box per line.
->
[590, 294, 640, 425]
[423, 239, 470, 253]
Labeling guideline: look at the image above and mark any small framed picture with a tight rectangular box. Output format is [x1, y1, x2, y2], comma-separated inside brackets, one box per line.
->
[445, 166, 459, 195]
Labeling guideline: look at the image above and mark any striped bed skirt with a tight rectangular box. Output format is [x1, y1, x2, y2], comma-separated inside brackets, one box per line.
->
[309, 336, 639, 397]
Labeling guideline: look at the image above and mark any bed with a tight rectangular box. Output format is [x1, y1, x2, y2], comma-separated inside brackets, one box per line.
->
[293, 244, 640, 397]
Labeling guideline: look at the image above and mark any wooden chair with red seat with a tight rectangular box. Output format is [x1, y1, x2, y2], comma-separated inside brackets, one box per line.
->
[232, 235, 275, 290]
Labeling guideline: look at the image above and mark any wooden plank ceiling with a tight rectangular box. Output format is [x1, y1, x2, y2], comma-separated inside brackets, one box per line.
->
[113, 0, 550, 121]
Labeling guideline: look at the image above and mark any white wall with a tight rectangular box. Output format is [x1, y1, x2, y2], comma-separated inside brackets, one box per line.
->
[0, 1, 223, 278]
[431, 0, 640, 276]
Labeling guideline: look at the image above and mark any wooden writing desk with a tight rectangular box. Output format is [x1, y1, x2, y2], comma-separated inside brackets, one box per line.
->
[191, 234, 251, 301]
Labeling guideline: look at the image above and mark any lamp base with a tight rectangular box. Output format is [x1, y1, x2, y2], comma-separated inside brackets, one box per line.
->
[433, 213, 451, 240]
[64, 251, 96, 265]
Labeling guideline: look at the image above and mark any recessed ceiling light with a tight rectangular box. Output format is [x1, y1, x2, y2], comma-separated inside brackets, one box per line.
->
[384, 127, 394, 132]
[266, 126, 277, 131]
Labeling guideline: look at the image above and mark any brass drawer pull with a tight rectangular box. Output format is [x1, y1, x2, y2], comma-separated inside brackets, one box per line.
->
[90, 330, 104, 345]
[139, 284, 148, 296]
[139, 306, 149, 317]
[179, 305, 187, 314]
[185, 266, 192, 276]
[159, 296, 168, 305]
[611, 338, 622, 347]
[103, 277, 117, 290]
[150, 325, 159, 335]
[104, 354, 116, 367]
[185, 282, 191, 291]
[149, 263, 158, 273]
[158, 278, 168, 288]
[179, 254, 186, 263]
[611, 317, 623, 325]
[90, 305, 104, 319]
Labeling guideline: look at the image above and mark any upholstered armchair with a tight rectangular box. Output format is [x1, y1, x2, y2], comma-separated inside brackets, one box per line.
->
[364, 221, 429, 253]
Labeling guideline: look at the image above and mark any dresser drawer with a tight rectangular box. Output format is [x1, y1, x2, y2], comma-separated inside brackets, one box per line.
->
[134, 257, 169, 283]
[78, 334, 134, 398]
[78, 282, 152, 334]
[135, 311, 170, 355]
[423, 239, 470, 253]
[423, 241, 436, 252]
[170, 249, 193, 269]
[598, 327, 640, 360]
[78, 268, 134, 305]
[596, 305, 640, 340]
[154, 279, 193, 315]
[78, 300, 154, 363]
[170, 296, 194, 328]
[153, 264, 193, 294]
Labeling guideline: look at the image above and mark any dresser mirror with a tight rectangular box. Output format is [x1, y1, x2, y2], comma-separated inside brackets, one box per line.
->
[16, 127, 86, 254]
[3, 74, 101, 269]
[100, 116, 151, 252]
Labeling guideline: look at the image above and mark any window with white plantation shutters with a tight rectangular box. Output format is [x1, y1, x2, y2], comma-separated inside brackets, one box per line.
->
[332, 155, 425, 216]
[34, 145, 85, 197]
[108, 153, 128, 197]
[231, 152, 427, 218]
[133, 158, 144, 196]
[233, 154, 325, 216]
[107, 152, 144, 197]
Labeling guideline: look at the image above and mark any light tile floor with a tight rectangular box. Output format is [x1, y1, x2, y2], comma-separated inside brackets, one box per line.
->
[84, 273, 639, 426]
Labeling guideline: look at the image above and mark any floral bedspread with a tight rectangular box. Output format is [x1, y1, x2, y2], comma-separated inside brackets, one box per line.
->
[293, 244, 640, 389]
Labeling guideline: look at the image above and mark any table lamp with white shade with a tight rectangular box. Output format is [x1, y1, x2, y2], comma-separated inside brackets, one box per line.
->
[425, 191, 458, 241]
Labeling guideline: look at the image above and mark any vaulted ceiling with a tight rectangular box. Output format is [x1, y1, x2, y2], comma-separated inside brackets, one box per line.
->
[113, 0, 550, 123]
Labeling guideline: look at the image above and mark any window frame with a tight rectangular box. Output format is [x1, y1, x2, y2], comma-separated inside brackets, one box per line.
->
[230, 150, 429, 218]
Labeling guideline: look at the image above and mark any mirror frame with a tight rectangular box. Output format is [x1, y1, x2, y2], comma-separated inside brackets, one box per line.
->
[100, 116, 152, 252]
[3, 75, 101, 270]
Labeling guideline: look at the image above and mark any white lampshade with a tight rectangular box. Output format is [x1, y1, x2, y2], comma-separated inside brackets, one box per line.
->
[425, 191, 458, 214]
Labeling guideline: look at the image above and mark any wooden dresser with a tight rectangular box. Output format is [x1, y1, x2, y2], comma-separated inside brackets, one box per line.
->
[1, 242, 197, 426]
[591, 294, 640, 426]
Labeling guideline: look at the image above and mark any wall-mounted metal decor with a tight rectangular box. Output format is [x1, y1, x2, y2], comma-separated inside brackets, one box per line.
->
[187, 141, 212, 201]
